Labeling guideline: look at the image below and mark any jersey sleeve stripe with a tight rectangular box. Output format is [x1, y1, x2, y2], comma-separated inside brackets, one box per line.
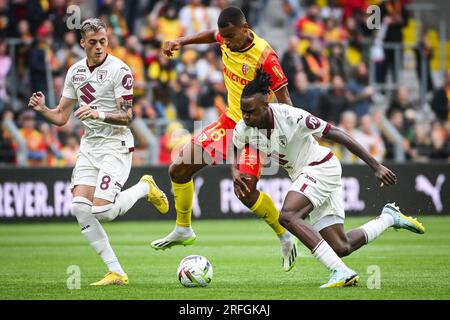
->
[257, 45, 273, 68]
[122, 94, 133, 100]
[271, 81, 288, 93]
[322, 123, 331, 136]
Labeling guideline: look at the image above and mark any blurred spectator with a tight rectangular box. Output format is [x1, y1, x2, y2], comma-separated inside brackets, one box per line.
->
[15, 111, 46, 166]
[109, 0, 129, 43]
[124, 35, 146, 97]
[346, 62, 373, 118]
[377, 0, 409, 84]
[156, 5, 185, 44]
[198, 71, 225, 127]
[40, 122, 63, 166]
[60, 134, 79, 167]
[328, 43, 351, 81]
[17, 19, 33, 44]
[55, 31, 85, 73]
[430, 70, 450, 121]
[429, 121, 450, 159]
[0, 38, 11, 111]
[179, 0, 212, 52]
[0, 109, 15, 163]
[47, 0, 68, 44]
[0, 0, 8, 37]
[208, 0, 230, 28]
[383, 108, 412, 160]
[414, 32, 434, 93]
[387, 86, 416, 133]
[26, 24, 54, 98]
[295, 4, 324, 41]
[323, 18, 347, 45]
[353, 114, 386, 162]
[148, 52, 177, 106]
[159, 121, 191, 165]
[409, 122, 432, 161]
[281, 36, 303, 92]
[334, 110, 358, 163]
[290, 71, 321, 115]
[108, 31, 127, 61]
[318, 75, 350, 124]
[302, 38, 330, 84]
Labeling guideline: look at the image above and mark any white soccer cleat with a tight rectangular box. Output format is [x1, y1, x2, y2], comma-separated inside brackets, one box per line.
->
[150, 229, 197, 250]
[281, 237, 299, 272]
[382, 202, 425, 234]
[320, 268, 359, 288]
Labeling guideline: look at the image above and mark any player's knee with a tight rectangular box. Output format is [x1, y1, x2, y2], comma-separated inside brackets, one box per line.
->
[279, 209, 295, 229]
[331, 242, 352, 257]
[72, 196, 92, 221]
[169, 163, 189, 182]
[91, 204, 116, 222]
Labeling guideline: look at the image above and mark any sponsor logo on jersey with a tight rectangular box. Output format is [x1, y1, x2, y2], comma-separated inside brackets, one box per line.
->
[223, 66, 249, 86]
[305, 115, 321, 130]
[122, 74, 133, 90]
[76, 68, 86, 73]
[242, 63, 250, 75]
[97, 70, 107, 82]
[72, 74, 86, 84]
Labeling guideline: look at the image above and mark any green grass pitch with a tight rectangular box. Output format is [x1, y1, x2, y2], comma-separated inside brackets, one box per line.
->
[1, 217, 449, 300]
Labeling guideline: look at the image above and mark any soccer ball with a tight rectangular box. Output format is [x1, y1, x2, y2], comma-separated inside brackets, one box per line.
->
[177, 255, 213, 287]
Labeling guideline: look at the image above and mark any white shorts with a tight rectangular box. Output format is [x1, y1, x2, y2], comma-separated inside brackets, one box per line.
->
[70, 150, 132, 202]
[289, 155, 345, 231]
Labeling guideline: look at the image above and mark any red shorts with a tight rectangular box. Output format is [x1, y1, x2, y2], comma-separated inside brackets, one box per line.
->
[192, 113, 261, 177]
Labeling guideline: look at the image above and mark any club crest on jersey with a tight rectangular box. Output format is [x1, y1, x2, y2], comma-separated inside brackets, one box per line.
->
[277, 135, 287, 148]
[242, 63, 250, 75]
[97, 70, 107, 82]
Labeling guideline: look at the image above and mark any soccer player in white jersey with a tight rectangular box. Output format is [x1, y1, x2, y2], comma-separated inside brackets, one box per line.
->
[233, 69, 425, 288]
[28, 18, 169, 286]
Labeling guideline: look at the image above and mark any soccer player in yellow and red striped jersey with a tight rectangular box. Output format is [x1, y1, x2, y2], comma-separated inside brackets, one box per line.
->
[151, 6, 298, 272]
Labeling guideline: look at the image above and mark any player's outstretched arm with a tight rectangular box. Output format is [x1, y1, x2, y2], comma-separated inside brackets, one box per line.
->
[28, 92, 77, 126]
[162, 30, 217, 58]
[323, 126, 397, 187]
[74, 97, 133, 126]
[274, 86, 293, 106]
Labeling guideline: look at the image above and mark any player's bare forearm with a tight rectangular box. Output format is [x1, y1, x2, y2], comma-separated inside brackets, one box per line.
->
[274, 86, 292, 105]
[28, 93, 75, 126]
[179, 30, 217, 46]
[105, 98, 133, 126]
[324, 127, 380, 170]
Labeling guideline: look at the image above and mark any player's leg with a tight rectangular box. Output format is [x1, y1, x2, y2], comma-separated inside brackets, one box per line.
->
[234, 167, 298, 272]
[89, 153, 168, 222]
[319, 203, 425, 257]
[151, 141, 208, 250]
[279, 191, 358, 288]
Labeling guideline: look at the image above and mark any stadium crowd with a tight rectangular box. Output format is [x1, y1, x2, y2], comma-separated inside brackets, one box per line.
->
[0, 0, 448, 167]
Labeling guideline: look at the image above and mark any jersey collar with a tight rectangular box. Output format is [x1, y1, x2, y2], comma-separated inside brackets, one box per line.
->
[86, 54, 108, 73]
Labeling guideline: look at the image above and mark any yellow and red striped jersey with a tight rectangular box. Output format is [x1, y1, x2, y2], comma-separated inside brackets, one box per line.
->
[215, 30, 288, 123]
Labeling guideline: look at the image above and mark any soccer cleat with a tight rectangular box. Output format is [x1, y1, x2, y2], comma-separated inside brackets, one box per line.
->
[382, 202, 425, 234]
[281, 237, 298, 272]
[140, 175, 169, 214]
[90, 272, 129, 286]
[320, 269, 359, 288]
[150, 229, 197, 250]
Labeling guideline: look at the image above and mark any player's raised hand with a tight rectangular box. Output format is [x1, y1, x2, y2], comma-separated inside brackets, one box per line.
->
[74, 105, 99, 121]
[162, 39, 181, 58]
[28, 92, 46, 113]
[374, 164, 397, 187]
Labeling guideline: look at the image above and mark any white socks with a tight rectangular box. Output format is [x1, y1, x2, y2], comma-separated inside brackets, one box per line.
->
[360, 213, 394, 243]
[312, 239, 350, 272]
[278, 230, 292, 244]
[91, 181, 149, 221]
[175, 226, 194, 235]
[72, 196, 125, 276]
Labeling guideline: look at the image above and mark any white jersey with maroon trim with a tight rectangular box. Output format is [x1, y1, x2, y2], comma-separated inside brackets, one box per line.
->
[233, 103, 332, 181]
[62, 54, 134, 153]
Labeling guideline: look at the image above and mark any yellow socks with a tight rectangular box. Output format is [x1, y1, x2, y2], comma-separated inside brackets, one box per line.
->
[172, 180, 194, 227]
[250, 191, 286, 236]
